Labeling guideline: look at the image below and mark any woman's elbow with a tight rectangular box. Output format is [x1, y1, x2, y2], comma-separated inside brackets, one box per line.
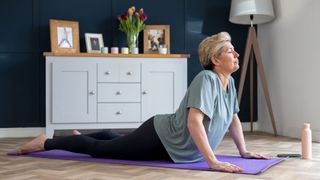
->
[187, 108, 205, 130]
[187, 117, 201, 131]
[187, 119, 194, 130]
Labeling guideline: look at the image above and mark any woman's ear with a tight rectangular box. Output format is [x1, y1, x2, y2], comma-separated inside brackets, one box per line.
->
[211, 57, 220, 66]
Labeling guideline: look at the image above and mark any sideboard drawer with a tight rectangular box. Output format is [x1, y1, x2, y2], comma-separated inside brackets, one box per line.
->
[98, 83, 140, 102]
[98, 103, 141, 123]
[119, 63, 140, 82]
[98, 63, 140, 82]
[98, 63, 119, 82]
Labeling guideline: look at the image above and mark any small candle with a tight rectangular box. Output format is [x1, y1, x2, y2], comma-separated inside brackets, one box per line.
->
[131, 47, 139, 54]
[101, 47, 109, 54]
[111, 47, 119, 54]
[159, 47, 168, 54]
[121, 47, 129, 54]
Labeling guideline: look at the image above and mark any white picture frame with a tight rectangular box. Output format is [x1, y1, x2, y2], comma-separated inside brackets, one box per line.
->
[85, 33, 104, 53]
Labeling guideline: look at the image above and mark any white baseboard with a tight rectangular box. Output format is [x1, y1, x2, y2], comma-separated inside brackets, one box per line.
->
[0, 122, 258, 138]
[313, 130, 320, 142]
[0, 128, 45, 138]
[241, 122, 259, 132]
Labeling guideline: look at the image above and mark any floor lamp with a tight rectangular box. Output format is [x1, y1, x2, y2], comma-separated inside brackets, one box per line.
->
[229, 0, 277, 135]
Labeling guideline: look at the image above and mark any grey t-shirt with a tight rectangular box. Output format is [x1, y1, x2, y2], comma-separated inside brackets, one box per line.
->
[153, 70, 240, 163]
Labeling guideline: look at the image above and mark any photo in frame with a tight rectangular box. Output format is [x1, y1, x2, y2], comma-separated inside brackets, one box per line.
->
[143, 25, 170, 54]
[50, 19, 80, 53]
[85, 33, 104, 53]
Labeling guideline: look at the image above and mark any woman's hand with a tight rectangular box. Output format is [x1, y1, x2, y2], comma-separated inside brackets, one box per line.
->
[240, 151, 271, 159]
[209, 160, 244, 173]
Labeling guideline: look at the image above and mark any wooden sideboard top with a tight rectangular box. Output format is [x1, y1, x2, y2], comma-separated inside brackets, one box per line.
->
[43, 52, 190, 58]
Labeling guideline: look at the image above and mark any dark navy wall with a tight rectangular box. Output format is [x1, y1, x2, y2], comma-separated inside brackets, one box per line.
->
[0, 0, 256, 128]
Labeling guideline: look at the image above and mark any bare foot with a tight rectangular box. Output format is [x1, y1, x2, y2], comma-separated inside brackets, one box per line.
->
[12, 134, 47, 155]
[72, 130, 81, 135]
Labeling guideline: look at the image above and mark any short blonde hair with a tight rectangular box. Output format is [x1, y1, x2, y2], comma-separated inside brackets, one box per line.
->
[198, 32, 231, 70]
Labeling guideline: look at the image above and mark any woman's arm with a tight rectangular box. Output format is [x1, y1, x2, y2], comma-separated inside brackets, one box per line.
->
[228, 114, 247, 155]
[229, 114, 270, 159]
[187, 108, 243, 172]
[187, 108, 217, 163]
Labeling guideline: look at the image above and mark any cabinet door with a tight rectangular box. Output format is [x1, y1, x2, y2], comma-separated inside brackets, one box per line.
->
[141, 62, 185, 121]
[52, 62, 96, 123]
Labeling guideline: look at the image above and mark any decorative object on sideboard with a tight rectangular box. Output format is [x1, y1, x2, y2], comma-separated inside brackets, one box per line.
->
[121, 47, 129, 54]
[49, 19, 80, 53]
[131, 47, 139, 54]
[111, 47, 119, 54]
[101, 47, 109, 54]
[158, 45, 168, 55]
[85, 33, 104, 53]
[229, 0, 277, 135]
[143, 25, 170, 54]
[118, 6, 147, 54]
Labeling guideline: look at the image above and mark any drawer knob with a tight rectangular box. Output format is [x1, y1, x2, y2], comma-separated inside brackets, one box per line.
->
[116, 111, 122, 115]
[142, 91, 148, 95]
[89, 91, 96, 95]
[105, 71, 111, 75]
[116, 91, 122, 95]
[127, 71, 133, 75]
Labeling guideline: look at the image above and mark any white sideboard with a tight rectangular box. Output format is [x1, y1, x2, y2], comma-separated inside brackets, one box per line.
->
[45, 53, 188, 137]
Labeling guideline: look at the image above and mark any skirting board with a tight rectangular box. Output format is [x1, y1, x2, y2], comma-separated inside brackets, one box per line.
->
[242, 122, 259, 132]
[313, 131, 320, 142]
[0, 122, 258, 138]
[283, 127, 320, 143]
[0, 128, 45, 138]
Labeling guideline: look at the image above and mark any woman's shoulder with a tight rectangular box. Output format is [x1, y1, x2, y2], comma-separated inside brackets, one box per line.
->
[194, 70, 219, 81]
[187, 70, 219, 90]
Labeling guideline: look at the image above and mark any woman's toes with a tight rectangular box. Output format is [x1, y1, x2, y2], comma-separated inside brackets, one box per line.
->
[72, 130, 81, 135]
[19, 134, 47, 154]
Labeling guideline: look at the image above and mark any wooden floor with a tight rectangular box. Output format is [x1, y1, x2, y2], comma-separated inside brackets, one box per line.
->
[1, 132, 319, 180]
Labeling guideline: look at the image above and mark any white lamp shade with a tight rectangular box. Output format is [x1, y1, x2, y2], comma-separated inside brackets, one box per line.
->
[229, 0, 275, 25]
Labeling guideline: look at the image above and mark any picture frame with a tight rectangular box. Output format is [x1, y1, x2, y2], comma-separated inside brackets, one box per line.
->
[85, 33, 104, 53]
[143, 25, 170, 54]
[50, 19, 80, 53]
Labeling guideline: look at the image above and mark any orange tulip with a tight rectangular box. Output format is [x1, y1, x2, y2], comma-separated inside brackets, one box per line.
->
[131, 6, 136, 12]
[128, 8, 133, 16]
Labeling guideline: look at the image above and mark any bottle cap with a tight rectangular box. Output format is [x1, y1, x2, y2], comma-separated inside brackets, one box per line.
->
[304, 123, 310, 128]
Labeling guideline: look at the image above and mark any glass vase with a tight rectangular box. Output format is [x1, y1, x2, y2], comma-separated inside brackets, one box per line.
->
[126, 32, 139, 53]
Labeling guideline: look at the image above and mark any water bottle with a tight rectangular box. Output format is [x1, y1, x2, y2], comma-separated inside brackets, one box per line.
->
[301, 123, 312, 159]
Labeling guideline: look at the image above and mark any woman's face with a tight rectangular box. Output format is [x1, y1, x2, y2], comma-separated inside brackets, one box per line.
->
[213, 42, 240, 73]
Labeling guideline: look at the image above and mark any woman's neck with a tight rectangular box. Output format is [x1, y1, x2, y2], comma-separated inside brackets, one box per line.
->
[213, 69, 230, 91]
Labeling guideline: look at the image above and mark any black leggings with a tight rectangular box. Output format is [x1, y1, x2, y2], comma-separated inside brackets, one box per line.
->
[44, 117, 172, 161]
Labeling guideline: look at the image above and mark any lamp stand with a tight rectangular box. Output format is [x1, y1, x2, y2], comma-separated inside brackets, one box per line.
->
[237, 26, 277, 135]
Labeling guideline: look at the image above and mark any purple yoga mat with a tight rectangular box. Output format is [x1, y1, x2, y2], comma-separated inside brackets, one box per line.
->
[10, 150, 284, 175]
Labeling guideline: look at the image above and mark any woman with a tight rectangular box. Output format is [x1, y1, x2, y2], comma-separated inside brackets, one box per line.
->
[12, 32, 269, 173]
